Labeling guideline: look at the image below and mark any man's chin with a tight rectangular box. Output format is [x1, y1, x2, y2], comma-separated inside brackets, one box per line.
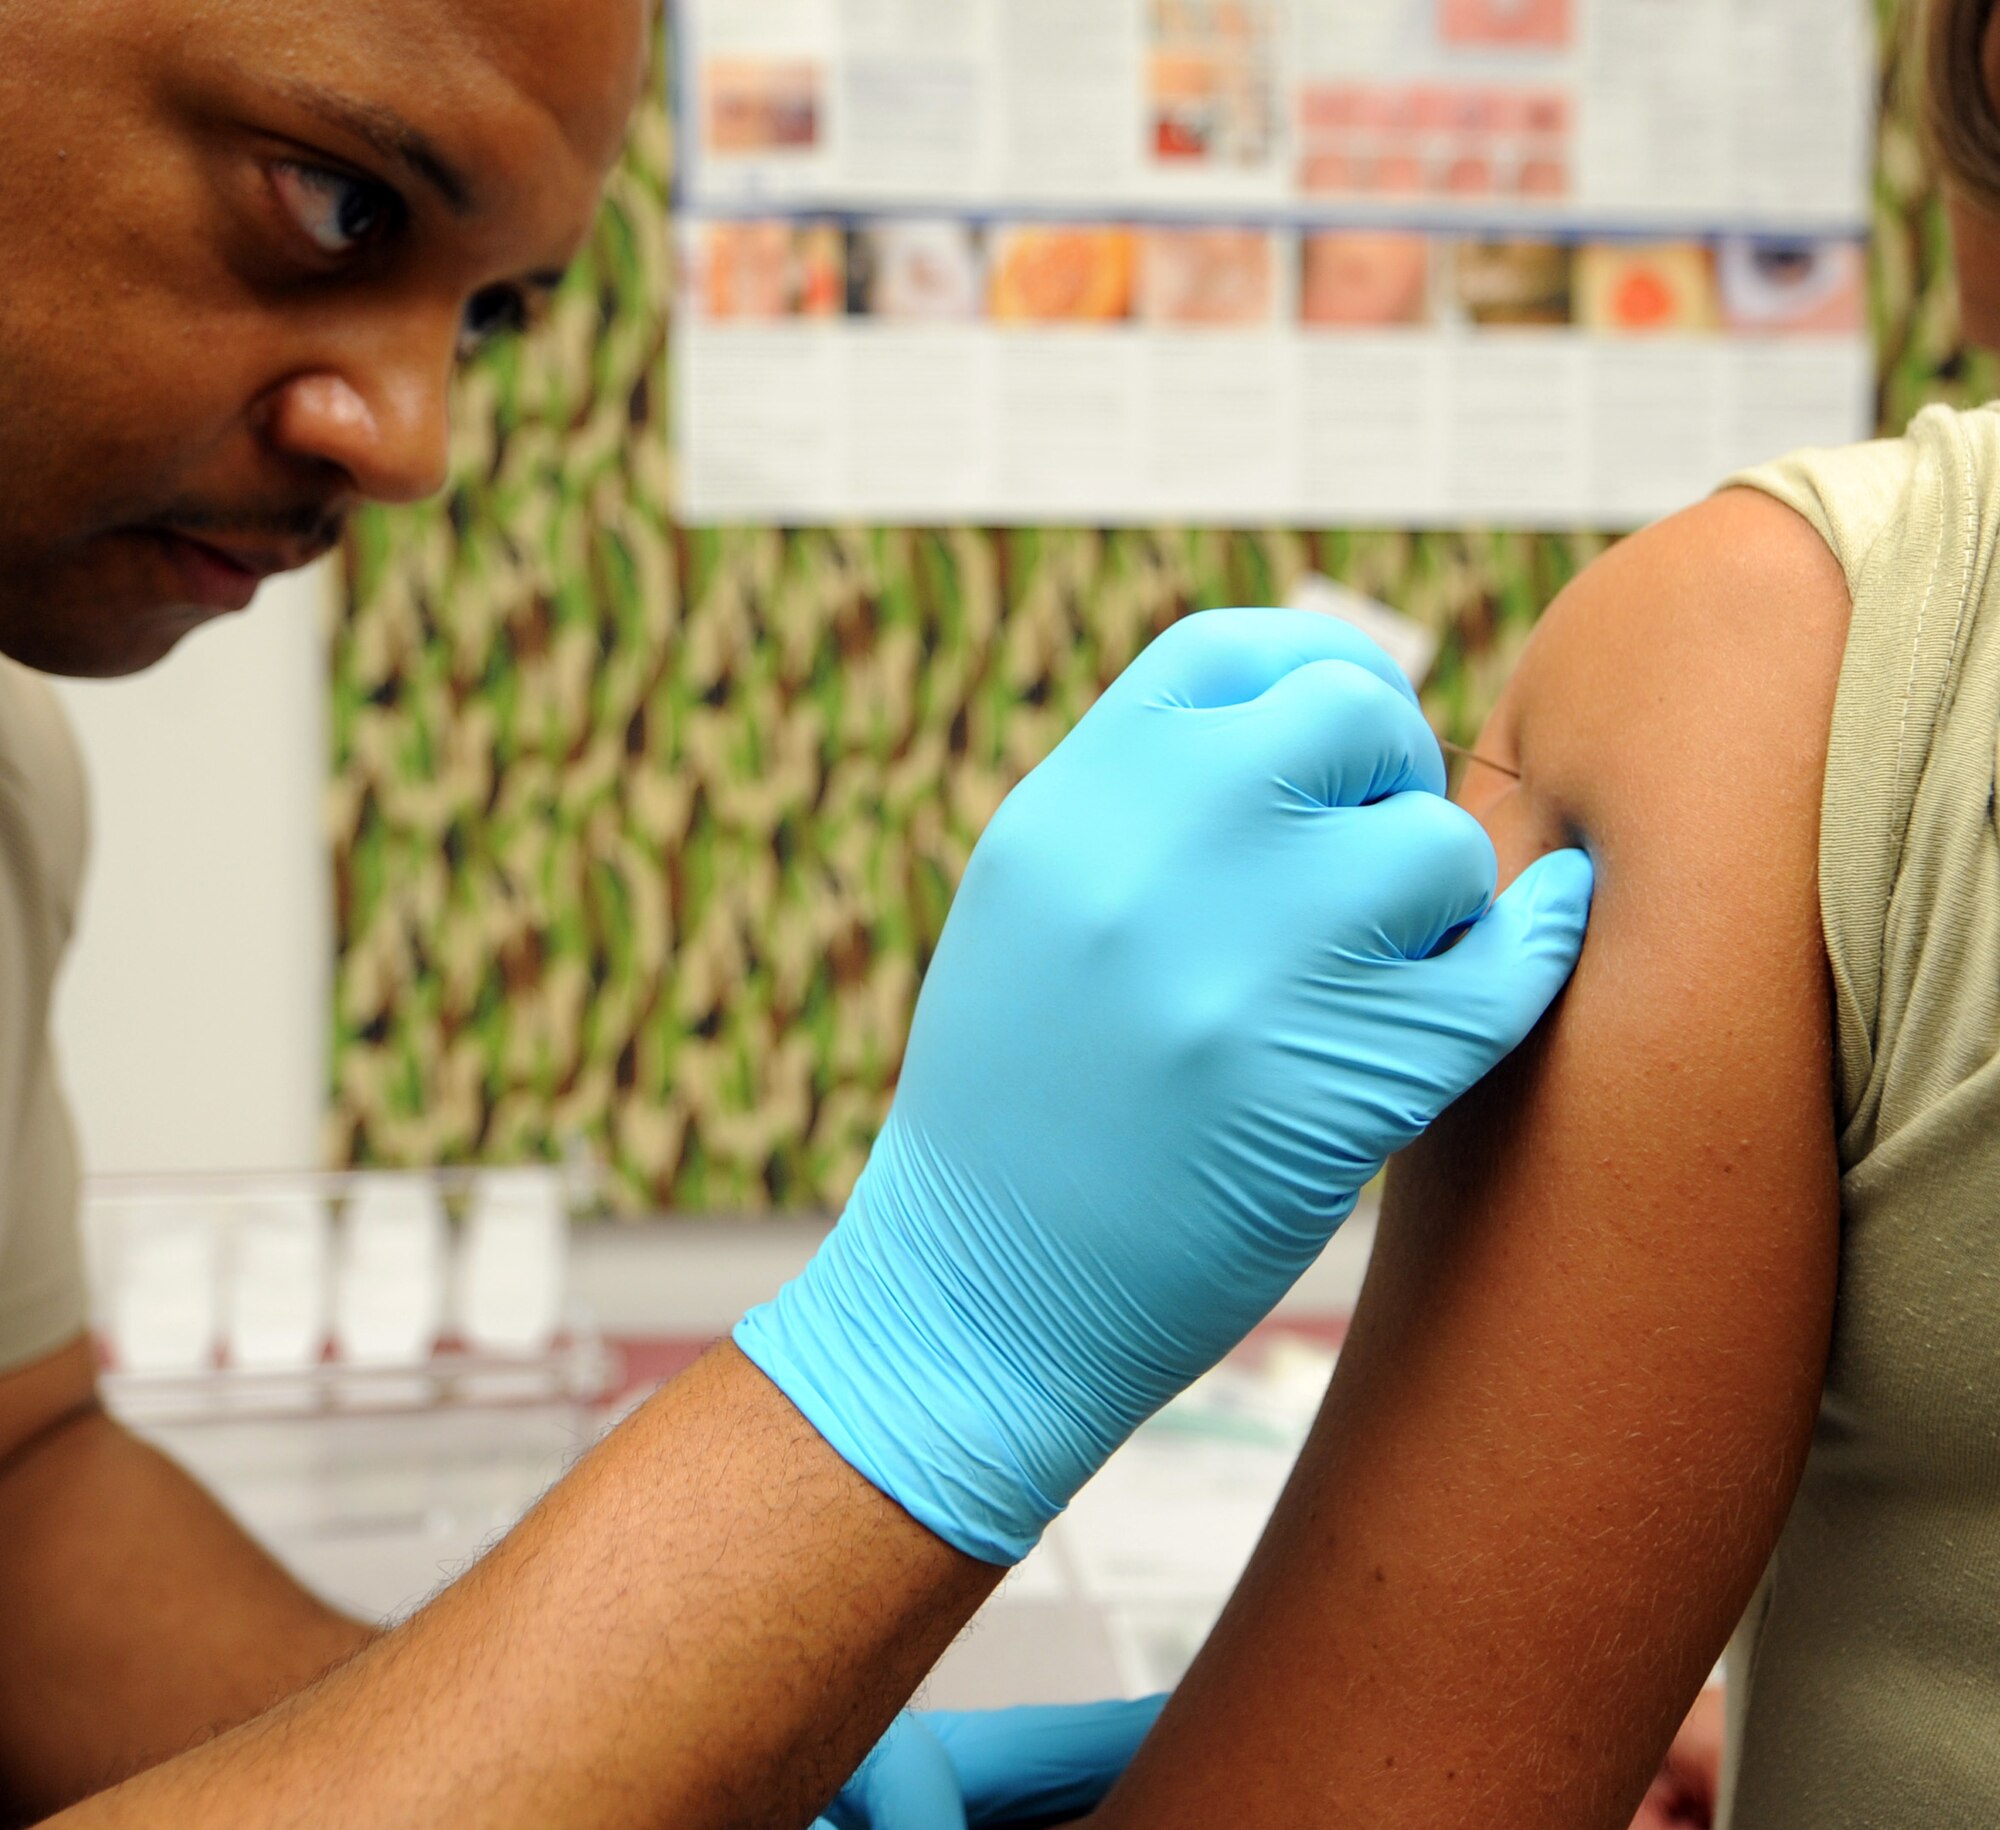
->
[0, 593, 221, 679]
[0, 536, 238, 677]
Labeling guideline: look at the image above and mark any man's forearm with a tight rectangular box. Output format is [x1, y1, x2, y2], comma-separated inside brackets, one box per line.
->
[0, 1378, 374, 1822]
[48, 1345, 1000, 1830]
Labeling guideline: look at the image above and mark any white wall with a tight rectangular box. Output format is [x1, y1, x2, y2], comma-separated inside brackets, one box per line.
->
[51, 563, 333, 1176]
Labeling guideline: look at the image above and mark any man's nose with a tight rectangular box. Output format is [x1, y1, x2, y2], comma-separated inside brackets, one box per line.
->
[262, 359, 453, 508]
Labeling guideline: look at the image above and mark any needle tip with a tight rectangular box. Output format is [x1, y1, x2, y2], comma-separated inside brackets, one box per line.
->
[1438, 738, 1523, 781]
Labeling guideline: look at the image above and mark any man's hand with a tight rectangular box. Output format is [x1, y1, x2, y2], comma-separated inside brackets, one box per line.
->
[739, 607, 1593, 1563]
[1630, 1689, 1725, 1830]
[818, 1697, 1166, 1829]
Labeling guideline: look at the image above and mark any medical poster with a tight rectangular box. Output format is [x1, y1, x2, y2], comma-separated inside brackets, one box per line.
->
[673, 0, 1876, 529]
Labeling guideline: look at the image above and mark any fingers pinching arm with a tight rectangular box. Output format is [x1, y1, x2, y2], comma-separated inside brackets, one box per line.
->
[1416, 845, 1596, 1052]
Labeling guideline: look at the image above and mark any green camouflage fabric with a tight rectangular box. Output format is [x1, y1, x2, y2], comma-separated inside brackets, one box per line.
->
[332, 1, 1992, 1215]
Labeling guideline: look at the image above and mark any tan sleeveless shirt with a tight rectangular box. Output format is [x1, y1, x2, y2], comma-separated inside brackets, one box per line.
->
[1719, 402, 2000, 1825]
[0, 655, 87, 1373]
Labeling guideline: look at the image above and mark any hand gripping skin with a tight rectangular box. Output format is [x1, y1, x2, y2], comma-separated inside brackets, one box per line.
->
[739, 608, 1593, 1562]
[817, 1697, 1169, 1830]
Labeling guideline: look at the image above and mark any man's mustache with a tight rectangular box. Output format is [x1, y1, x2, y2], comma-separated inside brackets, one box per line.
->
[149, 501, 347, 553]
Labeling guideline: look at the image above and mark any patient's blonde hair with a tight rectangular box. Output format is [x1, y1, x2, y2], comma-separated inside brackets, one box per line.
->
[1928, 0, 2000, 209]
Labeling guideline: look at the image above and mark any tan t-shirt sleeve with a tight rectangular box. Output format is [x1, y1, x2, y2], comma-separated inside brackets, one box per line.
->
[0, 1035, 86, 1371]
[0, 659, 89, 1373]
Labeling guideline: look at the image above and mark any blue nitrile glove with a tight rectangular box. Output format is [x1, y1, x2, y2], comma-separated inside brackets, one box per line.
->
[738, 607, 1593, 1563]
[817, 1697, 1168, 1830]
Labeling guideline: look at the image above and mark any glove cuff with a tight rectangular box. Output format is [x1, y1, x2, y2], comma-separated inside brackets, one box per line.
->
[733, 1204, 1060, 1566]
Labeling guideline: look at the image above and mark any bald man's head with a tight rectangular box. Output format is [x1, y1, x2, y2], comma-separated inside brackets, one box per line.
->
[0, 0, 647, 675]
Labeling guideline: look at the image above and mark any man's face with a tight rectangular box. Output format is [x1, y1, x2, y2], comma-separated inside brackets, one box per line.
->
[0, 0, 646, 676]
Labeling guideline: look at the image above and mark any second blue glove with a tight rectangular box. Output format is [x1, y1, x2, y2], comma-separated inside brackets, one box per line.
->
[818, 1696, 1168, 1830]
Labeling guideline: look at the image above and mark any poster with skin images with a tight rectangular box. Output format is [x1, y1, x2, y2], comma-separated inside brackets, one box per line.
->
[673, 0, 1876, 529]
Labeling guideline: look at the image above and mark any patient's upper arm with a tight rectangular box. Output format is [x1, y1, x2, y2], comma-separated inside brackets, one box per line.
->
[1096, 489, 1851, 1827]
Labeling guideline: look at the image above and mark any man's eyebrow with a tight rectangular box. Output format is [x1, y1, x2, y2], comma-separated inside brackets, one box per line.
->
[275, 78, 476, 216]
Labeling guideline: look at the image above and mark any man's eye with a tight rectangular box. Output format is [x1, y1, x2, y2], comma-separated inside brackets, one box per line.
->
[270, 160, 396, 256]
[458, 286, 529, 360]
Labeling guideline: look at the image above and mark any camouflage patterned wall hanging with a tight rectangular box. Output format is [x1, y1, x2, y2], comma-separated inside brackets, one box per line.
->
[330, 1, 1995, 1215]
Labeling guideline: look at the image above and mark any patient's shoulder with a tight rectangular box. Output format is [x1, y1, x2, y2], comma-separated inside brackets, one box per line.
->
[1465, 490, 1852, 902]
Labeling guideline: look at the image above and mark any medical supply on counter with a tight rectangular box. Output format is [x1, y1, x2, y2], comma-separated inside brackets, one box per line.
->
[227, 1187, 330, 1370]
[338, 1175, 448, 1367]
[102, 1196, 221, 1374]
[85, 1167, 608, 1420]
[455, 1168, 569, 1354]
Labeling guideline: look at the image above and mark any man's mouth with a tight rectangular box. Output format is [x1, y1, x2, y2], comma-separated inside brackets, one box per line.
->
[138, 527, 332, 614]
